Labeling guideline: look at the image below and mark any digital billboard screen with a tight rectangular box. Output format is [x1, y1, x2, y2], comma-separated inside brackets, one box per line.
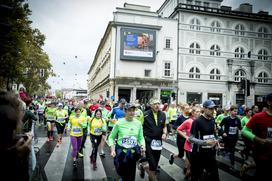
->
[120, 28, 156, 62]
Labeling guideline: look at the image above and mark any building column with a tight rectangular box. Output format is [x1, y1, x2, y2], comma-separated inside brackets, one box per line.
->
[156, 87, 161, 100]
[131, 86, 137, 103]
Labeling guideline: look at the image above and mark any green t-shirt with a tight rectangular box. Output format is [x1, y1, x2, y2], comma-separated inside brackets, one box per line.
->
[216, 113, 227, 126]
[135, 108, 144, 124]
[241, 116, 250, 127]
[108, 118, 145, 149]
[46, 107, 56, 120]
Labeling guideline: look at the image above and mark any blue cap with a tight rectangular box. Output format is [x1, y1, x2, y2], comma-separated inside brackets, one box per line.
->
[119, 98, 127, 104]
[203, 100, 216, 108]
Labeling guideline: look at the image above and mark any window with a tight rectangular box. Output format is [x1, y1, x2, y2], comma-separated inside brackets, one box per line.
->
[189, 42, 200, 54]
[210, 45, 221, 56]
[165, 38, 171, 49]
[187, 0, 193, 5]
[234, 70, 246, 82]
[258, 27, 268, 38]
[258, 49, 268, 60]
[195, 1, 201, 6]
[257, 72, 268, 83]
[211, 21, 221, 32]
[190, 18, 201, 30]
[204, 2, 209, 7]
[210, 68, 221, 80]
[189, 67, 200, 79]
[164, 62, 171, 77]
[144, 69, 151, 77]
[234, 47, 245, 58]
[235, 24, 245, 36]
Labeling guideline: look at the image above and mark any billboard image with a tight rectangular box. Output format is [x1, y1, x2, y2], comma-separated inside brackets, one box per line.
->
[120, 27, 156, 61]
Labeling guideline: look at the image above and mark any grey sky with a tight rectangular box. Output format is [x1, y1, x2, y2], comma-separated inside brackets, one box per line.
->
[28, 0, 272, 91]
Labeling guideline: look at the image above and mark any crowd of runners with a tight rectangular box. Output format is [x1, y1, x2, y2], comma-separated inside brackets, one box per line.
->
[1, 88, 272, 181]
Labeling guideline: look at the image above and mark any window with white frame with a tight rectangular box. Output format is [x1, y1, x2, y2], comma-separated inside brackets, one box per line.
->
[210, 68, 221, 80]
[234, 70, 246, 82]
[235, 24, 245, 36]
[144, 69, 151, 77]
[234, 47, 245, 58]
[210, 45, 221, 56]
[257, 72, 268, 83]
[189, 42, 200, 54]
[165, 38, 171, 49]
[258, 49, 268, 60]
[164, 62, 171, 77]
[211, 21, 221, 32]
[189, 66, 200, 79]
[258, 27, 268, 38]
[190, 18, 201, 31]
[187, 0, 193, 5]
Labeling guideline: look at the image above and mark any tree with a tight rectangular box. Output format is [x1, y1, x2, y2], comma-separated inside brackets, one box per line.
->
[0, 0, 53, 95]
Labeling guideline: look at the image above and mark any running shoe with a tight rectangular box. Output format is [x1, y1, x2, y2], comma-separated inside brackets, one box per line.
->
[169, 154, 174, 165]
[78, 152, 84, 158]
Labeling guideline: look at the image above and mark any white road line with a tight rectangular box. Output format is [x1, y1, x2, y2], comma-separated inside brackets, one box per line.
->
[44, 137, 70, 181]
[34, 137, 47, 150]
[84, 136, 107, 180]
[159, 154, 185, 180]
[163, 140, 178, 153]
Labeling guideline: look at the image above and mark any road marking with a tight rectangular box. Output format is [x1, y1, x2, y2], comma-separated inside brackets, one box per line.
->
[44, 137, 70, 181]
[84, 136, 107, 180]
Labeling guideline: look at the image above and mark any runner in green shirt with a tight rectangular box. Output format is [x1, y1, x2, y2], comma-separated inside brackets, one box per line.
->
[108, 103, 145, 181]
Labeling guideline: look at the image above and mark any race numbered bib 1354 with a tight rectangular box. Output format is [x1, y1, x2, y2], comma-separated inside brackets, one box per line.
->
[122, 136, 137, 148]
[151, 139, 162, 150]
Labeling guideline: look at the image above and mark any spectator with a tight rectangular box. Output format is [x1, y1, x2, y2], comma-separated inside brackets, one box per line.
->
[0, 91, 33, 181]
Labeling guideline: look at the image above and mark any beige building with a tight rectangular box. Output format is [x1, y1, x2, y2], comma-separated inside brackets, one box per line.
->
[87, 3, 177, 103]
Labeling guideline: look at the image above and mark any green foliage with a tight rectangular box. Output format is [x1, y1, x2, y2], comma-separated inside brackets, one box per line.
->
[0, 0, 53, 95]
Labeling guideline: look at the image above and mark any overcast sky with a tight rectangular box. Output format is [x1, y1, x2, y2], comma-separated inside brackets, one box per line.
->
[28, 0, 272, 91]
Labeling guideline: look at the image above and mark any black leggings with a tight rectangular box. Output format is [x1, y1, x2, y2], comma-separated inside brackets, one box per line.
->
[90, 134, 102, 162]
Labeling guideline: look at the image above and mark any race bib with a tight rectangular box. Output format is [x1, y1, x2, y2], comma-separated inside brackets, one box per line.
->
[94, 128, 102, 134]
[151, 139, 162, 150]
[228, 127, 237, 135]
[267, 127, 272, 141]
[122, 136, 137, 148]
[57, 118, 65, 122]
[202, 135, 215, 149]
[47, 116, 55, 120]
[73, 127, 82, 135]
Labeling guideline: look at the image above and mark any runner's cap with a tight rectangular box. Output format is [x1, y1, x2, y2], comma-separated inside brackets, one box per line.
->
[203, 100, 216, 108]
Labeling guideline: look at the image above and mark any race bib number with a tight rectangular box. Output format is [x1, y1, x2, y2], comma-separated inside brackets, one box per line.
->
[151, 139, 162, 150]
[94, 128, 102, 134]
[57, 118, 65, 122]
[267, 127, 272, 141]
[122, 136, 137, 148]
[202, 135, 215, 149]
[73, 127, 82, 135]
[228, 127, 237, 135]
[47, 116, 55, 120]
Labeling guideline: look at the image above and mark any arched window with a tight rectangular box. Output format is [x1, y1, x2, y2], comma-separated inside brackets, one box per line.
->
[234, 69, 246, 82]
[257, 72, 268, 83]
[189, 67, 200, 79]
[211, 21, 221, 32]
[234, 47, 245, 58]
[210, 45, 220, 56]
[258, 49, 268, 60]
[210, 68, 221, 80]
[258, 27, 268, 38]
[189, 42, 200, 54]
[190, 18, 201, 30]
[235, 24, 245, 36]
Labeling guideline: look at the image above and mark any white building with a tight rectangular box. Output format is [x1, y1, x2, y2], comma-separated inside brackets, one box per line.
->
[88, 3, 177, 103]
[158, 0, 272, 107]
[88, 1, 272, 108]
